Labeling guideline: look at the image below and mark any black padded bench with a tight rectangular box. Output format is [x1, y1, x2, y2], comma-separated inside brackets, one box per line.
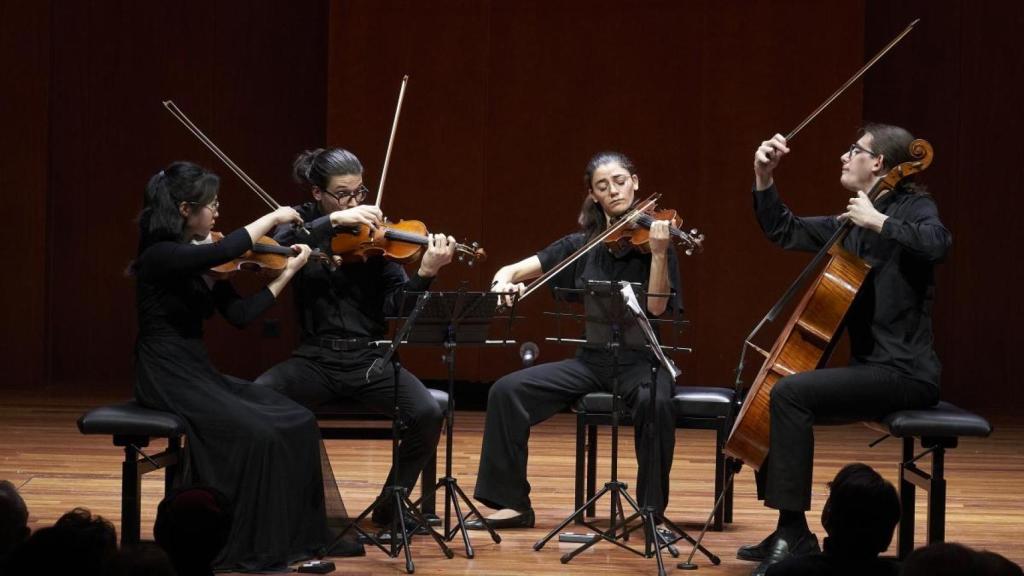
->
[573, 385, 737, 530]
[78, 389, 448, 544]
[77, 401, 185, 546]
[866, 400, 992, 559]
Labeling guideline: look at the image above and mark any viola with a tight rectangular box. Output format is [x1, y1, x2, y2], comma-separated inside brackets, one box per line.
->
[604, 205, 704, 256]
[200, 231, 305, 279]
[330, 220, 486, 266]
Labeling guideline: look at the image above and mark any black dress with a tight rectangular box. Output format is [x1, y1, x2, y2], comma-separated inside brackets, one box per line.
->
[132, 228, 347, 572]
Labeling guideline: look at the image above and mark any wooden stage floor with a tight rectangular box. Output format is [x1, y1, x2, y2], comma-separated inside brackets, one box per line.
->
[2, 394, 1021, 575]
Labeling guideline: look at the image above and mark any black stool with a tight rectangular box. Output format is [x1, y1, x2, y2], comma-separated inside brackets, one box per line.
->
[314, 387, 448, 516]
[866, 400, 992, 559]
[77, 401, 186, 546]
[573, 386, 737, 530]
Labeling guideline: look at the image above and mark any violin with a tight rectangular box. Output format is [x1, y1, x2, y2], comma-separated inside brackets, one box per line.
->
[202, 231, 318, 279]
[330, 220, 487, 265]
[604, 205, 705, 256]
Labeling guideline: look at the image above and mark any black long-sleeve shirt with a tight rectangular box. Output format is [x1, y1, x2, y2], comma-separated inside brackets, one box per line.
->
[273, 202, 433, 341]
[753, 183, 951, 386]
[135, 228, 275, 339]
[536, 232, 683, 364]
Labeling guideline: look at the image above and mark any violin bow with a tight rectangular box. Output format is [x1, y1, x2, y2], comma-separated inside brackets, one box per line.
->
[162, 100, 280, 211]
[375, 75, 409, 209]
[517, 193, 661, 301]
[781, 18, 919, 143]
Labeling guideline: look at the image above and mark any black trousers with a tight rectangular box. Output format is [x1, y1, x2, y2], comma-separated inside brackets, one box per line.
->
[474, 351, 677, 514]
[256, 345, 444, 496]
[757, 364, 939, 511]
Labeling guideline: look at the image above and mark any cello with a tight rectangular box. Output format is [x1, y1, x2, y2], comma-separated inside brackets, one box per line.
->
[723, 138, 934, 468]
[720, 17, 924, 469]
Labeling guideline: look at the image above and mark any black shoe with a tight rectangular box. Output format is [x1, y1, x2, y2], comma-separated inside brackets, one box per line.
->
[464, 508, 535, 530]
[324, 537, 366, 557]
[751, 532, 820, 576]
[737, 530, 777, 562]
[370, 508, 430, 534]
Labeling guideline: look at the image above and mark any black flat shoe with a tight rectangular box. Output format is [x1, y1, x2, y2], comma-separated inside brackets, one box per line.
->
[464, 508, 535, 530]
[737, 530, 776, 562]
[370, 508, 430, 534]
[751, 532, 819, 576]
[324, 538, 366, 557]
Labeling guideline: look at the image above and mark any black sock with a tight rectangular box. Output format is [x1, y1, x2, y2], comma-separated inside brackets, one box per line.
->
[776, 509, 809, 540]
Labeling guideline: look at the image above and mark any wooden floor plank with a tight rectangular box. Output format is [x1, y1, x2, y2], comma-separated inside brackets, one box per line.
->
[1, 396, 1020, 574]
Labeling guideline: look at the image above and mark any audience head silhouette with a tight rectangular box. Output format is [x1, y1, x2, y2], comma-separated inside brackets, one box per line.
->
[820, 463, 900, 558]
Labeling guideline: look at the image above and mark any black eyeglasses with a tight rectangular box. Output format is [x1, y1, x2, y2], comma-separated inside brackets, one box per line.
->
[847, 143, 879, 159]
[322, 184, 369, 203]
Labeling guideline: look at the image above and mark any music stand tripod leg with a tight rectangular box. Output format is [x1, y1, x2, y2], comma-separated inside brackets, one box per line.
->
[435, 339, 501, 557]
[401, 289, 510, 557]
[535, 336, 645, 558]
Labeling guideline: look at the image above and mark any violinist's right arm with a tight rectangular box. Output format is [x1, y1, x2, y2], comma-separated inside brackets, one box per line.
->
[491, 256, 542, 308]
[246, 207, 303, 245]
[272, 204, 382, 248]
[330, 205, 383, 230]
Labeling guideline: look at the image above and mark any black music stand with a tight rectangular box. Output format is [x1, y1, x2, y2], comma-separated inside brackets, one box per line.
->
[325, 293, 454, 574]
[532, 281, 716, 575]
[401, 288, 515, 558]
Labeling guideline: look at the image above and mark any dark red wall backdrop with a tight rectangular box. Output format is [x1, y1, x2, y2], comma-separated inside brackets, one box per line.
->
[1, 0, 329, 397]
[324, 0, 867, 389]
[863, 1, 1024, 415]
[2, 1, 1021, 417]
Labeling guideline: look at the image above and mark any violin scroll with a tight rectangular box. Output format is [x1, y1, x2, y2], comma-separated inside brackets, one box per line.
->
[456, 241, 487, 267]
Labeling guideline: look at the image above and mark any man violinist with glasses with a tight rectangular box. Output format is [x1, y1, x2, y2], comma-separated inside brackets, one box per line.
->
[256, 148, 457, 532]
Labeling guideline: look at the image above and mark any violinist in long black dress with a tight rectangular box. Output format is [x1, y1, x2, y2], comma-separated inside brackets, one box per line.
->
[468, 151, 683, 530]
[132, 161, 355, 572]
[741, 125, 949, 576]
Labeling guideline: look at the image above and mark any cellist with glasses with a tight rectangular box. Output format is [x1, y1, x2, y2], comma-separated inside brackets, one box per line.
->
[740, 124, 950, 575]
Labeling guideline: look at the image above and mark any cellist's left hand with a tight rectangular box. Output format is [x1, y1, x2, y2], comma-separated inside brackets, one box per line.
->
[839, 191, 888, 233]
[418, 233, 457, 277]
[648, 220, 671, 255]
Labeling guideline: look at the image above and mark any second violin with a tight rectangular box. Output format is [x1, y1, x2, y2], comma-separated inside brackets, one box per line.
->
[604, 204, 705, 257]
[330, 219, 486, 266]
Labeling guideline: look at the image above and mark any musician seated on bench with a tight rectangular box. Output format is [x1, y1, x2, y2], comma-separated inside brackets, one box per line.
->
[742, 124, 950, 576]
